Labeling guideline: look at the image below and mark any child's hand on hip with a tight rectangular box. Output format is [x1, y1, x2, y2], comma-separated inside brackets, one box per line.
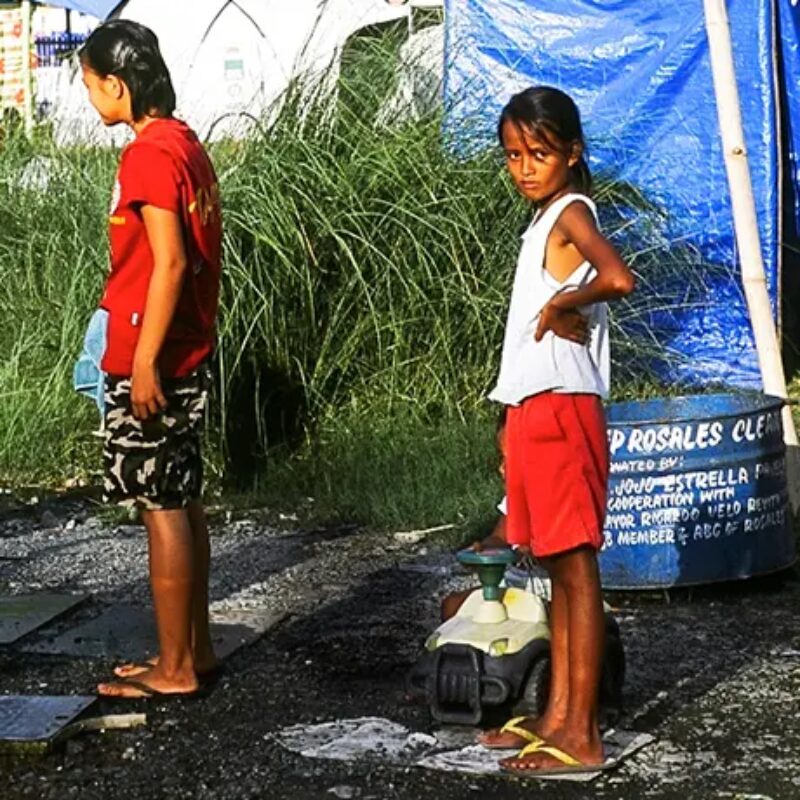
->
[535, 302, 588, 344]
[131, 361, 167, 420]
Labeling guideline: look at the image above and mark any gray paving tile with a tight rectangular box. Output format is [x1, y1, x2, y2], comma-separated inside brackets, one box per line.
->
[22, 604, 285, 661]
[0, 594, 87, 645]
[0, 695, 95, 746]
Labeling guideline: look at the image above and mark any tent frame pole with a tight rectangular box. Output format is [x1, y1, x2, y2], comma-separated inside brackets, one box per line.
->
[703, 0, 800, 510]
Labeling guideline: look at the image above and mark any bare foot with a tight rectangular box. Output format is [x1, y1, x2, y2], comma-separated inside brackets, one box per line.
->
[113, 658, 157, 679]
[477, 712, 564, 749]
[114, 654, 220, 679]
[98, 666, 201, 698]
[499, 729, 605, 773]
[477, 716, 544, 749]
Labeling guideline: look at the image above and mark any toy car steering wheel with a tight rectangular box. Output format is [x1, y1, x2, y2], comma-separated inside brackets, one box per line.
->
[457, 547, 516, 567]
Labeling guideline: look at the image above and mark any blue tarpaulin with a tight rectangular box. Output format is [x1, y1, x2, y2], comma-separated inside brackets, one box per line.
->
[39, 0, 119, 18]
[444, 0, 795, 388]
[779, 0, 800, 238]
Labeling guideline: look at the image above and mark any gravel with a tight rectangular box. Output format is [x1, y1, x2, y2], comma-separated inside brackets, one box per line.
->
[2, 493, 800, 799]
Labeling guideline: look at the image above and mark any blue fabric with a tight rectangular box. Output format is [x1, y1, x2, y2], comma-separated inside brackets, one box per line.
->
[73, 308, 108, 416]
[40, 0, 121, 19]
[779, 0, 800, 235]
[443, 0, 782, 388]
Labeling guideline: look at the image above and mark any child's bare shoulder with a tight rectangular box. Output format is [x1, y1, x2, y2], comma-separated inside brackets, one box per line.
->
[553, 199, 598, 244]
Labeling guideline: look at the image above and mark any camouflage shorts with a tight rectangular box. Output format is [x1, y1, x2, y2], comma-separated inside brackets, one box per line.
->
[103, 365, 210, 511]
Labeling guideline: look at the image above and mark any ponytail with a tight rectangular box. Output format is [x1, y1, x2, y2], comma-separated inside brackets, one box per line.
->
[571, 154, 592, 195]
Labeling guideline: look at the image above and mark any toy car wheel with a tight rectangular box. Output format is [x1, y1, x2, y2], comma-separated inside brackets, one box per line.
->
[513, 653, 551, 718]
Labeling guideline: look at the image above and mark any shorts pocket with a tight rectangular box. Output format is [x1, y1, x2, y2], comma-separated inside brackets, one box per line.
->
[525, 393, 566, 443]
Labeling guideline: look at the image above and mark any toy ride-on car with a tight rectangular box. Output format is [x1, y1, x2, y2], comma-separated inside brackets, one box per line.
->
[406, 547, 625, 726]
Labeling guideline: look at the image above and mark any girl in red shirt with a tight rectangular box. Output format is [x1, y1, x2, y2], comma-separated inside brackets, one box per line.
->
[80, 20, 222, 699]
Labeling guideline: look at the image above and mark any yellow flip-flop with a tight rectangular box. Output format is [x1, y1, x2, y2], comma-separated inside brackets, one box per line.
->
[501, 740, 616, 777]
[477, 715, 545, 750]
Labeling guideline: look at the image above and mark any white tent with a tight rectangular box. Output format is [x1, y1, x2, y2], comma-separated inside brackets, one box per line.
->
[379, 21, 443, 124]
[51, 0, 414, 144]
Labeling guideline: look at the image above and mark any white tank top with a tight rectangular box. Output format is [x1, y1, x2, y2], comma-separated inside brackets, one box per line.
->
[488, 192, 610, 406]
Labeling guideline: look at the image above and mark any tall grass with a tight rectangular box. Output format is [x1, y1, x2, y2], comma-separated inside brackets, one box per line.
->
[0, 26, 730, 526]
[0, 131, 113, 482]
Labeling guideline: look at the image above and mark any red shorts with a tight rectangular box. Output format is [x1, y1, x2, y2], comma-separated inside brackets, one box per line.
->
[504, 392, 609, 558]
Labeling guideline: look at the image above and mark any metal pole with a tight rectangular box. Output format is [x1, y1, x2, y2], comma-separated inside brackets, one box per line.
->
[703, 0, 800, 511]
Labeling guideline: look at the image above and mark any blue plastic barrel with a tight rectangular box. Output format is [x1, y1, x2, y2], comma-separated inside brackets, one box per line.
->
[600, 393, 796, 589]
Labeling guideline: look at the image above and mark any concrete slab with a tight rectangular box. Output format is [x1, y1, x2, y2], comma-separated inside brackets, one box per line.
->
[0, 696, 95, 750]
[274, 716, 437, 762]
[417, 728, 655, 782]
[273, 717, 654, 783]
[22, 604, 285, 661]
[0, 594, 87, 645]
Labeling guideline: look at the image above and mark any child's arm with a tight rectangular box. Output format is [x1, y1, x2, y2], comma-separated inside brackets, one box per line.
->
[535, 202, 635, 341]
[474, 514, 508, 550]
[130, 205, 188, 420]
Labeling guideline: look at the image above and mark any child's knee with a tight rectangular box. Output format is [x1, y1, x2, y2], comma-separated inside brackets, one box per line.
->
[441, 589, 471, 621]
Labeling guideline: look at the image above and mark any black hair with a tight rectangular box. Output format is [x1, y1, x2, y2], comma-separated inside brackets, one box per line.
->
[79, 20, 176, 121]
[497, 86, 591, 195]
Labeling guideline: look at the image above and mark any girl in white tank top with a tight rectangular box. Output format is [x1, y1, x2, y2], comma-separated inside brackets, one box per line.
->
[489, 191, 610, 405]
[480, 86, 635, 777]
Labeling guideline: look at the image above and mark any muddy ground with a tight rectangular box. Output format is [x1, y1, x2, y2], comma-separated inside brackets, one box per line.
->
[1, 493, 800, 799]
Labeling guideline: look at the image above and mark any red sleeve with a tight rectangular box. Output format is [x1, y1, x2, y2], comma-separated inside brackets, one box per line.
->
[119, 141, 183, 213]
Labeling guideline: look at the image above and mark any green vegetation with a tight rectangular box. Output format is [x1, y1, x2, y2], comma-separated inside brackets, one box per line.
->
[0, 27, 722, 528]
